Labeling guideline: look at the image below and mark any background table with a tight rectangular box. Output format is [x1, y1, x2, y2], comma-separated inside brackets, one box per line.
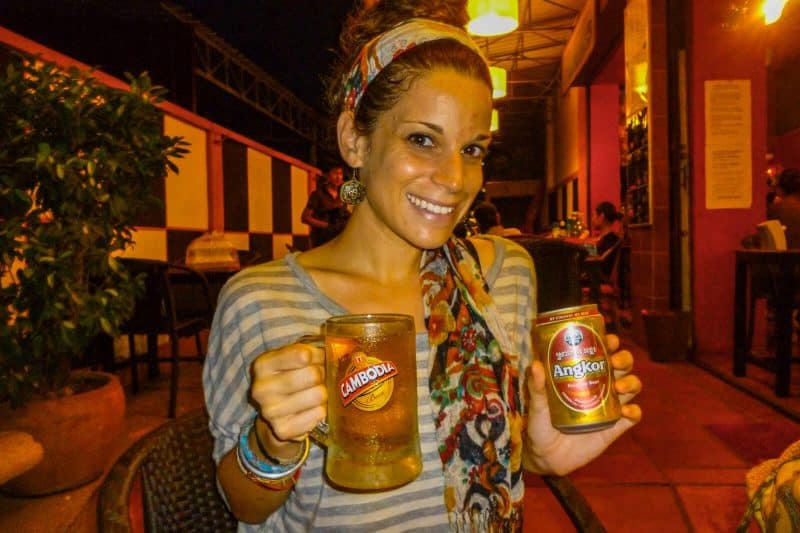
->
[733, 249, 800, 397]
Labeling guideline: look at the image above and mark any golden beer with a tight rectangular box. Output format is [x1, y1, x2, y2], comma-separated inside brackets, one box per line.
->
[535, 304, 621, 433]
[321, 314, 421, 491]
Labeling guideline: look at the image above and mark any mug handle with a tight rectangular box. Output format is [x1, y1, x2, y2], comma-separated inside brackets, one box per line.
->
[296, 335, 330, 447]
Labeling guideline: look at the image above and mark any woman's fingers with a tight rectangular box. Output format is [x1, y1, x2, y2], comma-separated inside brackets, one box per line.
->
[620, 403, 643, 424]
[609, 348, 633, 375]
[252, 342, 324, 375]
[267, 404, 327, 442]
[605, 333, 620, 353]
[614, 374, 642, 405]
[250, 341, 328, 442]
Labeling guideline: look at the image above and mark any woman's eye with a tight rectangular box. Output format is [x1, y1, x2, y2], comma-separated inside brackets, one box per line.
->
[463, 144, 488, 160]
[408, 133, 434, 148]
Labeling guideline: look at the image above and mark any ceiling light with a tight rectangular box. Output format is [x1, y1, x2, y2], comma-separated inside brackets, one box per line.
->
[467, 0, 519, 37]
[763, 0, 789, 24]
[490, 66, 507, 99]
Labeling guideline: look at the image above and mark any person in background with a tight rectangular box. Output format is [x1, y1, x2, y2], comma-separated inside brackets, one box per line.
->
[301, 165, 350, 247]
[592, 201, 623, 257]
[472, 200, 522, 237]
[767, 167, 800, 248]
[203, 1, 641, 530]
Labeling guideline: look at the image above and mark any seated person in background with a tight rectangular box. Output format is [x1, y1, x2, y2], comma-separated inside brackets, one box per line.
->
[592, 201, 623, 257]
[767, 167, 800, 248]
[301, 165, 350, 247]
[472, 200, 522, 237]
[585, 201, 623, 282]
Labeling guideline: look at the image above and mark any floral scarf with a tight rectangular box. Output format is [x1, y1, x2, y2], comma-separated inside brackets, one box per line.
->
[421, 238, 524, 531]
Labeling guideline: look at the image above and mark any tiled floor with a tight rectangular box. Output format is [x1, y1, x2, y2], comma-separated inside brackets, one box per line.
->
[1, 332, 799, 532]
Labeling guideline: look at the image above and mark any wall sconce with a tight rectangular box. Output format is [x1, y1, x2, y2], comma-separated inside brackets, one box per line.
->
[489, 66, 507, 99]
[467, 0, 519, 37]
[722, 0, 791, 28]
[632, 62, 648, 103]
[763, 0, 789, 23]
[490, 109, 499, 132]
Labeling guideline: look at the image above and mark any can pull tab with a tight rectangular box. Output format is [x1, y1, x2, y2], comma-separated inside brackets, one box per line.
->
[296, 335, 330, 447]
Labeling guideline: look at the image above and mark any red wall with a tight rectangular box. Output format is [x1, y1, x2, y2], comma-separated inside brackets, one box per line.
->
[690, 2, 768, 353]
[589, 84, 622, 216]
[773, 129, 800, 170]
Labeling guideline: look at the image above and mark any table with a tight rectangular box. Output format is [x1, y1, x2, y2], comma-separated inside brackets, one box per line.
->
[170, 264, 240, 310]
[733, 249, 800, 397]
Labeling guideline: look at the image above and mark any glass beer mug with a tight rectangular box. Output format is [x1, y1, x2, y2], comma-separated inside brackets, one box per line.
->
[301, 313, 422, 491]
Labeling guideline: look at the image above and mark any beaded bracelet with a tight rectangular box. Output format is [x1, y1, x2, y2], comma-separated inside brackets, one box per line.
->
[235, 451, 302, 490]
[236, 416, 308, 485]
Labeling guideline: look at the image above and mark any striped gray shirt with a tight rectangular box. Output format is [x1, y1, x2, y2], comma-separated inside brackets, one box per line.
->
[203, 236, 536, 532]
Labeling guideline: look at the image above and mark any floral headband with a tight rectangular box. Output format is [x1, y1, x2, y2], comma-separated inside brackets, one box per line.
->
[341, 18, 488, 112]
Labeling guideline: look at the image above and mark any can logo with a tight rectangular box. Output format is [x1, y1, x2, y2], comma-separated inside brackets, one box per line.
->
[338, 351, 397, 411]
[548, 324, 610, 411]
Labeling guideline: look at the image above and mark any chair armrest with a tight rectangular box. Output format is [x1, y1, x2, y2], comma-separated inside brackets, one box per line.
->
[542, 475, 607, 532]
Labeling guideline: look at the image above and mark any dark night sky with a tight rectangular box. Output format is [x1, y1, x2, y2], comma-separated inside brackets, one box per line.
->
[171, 0, 354, 111]
[1, 0, 354, 113]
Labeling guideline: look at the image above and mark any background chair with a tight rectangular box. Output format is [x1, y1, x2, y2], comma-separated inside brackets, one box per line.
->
[582, 239, 624, 331]
[508, 236, 589, 313]
[113, 259, 212, 418]
[97, 410, 237, 533]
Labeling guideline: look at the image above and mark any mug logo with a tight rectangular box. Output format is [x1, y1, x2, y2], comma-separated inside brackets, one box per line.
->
[339, 351, 397, 411]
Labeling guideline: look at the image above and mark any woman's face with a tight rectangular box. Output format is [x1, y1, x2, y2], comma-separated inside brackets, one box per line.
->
[358, 69, 492, 250]
[592, 211, 607, 230]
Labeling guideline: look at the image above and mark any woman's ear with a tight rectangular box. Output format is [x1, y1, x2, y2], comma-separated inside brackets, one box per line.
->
[337, 111, 367, 168]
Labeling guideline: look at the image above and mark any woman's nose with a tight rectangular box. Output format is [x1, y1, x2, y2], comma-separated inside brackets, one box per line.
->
[432, 153, 465, 191]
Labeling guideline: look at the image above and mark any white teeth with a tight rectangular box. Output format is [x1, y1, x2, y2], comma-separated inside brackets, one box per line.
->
[407, 194, 454, 215]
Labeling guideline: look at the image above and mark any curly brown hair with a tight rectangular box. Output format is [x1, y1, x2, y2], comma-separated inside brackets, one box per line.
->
[323, 0, 491, 135]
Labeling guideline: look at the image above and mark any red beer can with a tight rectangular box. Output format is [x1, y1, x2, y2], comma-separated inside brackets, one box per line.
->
[535, 304, 621, 433]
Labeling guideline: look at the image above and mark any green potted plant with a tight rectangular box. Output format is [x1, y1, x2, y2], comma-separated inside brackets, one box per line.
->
[0, 52, 187, 494]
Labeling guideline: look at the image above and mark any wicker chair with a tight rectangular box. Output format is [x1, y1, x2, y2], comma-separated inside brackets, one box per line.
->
[98, 409, 606, 532]
[97, 410, 236, 533]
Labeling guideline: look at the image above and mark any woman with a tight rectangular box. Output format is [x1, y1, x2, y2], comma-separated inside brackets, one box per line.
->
[301, 165, 350, 247]
[767, 167, 800, 249]
[203, 1, 642, 531]
[591, 201, 623, 257]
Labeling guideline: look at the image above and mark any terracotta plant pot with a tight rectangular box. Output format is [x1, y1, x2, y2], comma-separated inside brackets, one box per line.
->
[0, 371, 126, 496]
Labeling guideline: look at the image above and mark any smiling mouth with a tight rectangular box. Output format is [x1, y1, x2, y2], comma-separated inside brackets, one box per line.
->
[407, 193, 456, 215]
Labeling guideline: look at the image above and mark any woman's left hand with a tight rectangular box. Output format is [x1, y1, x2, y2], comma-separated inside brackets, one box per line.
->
[524, 333, 642, 476]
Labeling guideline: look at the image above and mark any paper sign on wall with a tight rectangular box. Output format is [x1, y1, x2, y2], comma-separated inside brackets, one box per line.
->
[704, 80, 752, 209]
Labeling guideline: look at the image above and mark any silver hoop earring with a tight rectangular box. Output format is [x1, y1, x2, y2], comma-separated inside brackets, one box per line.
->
[340, 168, 366, 205]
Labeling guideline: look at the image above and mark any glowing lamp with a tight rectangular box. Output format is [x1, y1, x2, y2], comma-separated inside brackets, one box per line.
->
[467, 0, 519, 37]
[632, 62, 649, 103]
[763, 0, 789, 24]
[490, 66, 507, 99]
[490, 109, 499, 132]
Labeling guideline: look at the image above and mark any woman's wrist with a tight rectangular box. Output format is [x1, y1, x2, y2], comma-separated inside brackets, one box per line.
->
[236, 416, 308, 491]
[253, 417, 303, 464]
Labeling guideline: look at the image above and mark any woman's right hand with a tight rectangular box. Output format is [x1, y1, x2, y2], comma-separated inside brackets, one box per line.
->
[249, 340, 327, 461]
